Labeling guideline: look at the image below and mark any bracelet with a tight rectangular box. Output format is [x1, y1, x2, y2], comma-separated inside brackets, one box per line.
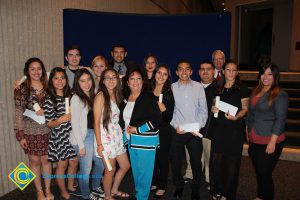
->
[97, 144, 102, 147]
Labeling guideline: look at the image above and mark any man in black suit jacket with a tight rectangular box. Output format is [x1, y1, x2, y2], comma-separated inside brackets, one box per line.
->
[109, 43, 139, 77]
[198, 60, 217, 188]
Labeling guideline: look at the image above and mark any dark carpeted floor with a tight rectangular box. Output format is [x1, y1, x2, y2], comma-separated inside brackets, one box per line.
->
[1, 156, 299, 200]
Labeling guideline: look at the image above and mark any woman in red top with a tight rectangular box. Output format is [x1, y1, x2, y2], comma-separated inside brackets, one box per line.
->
[246, 63, 288, 200]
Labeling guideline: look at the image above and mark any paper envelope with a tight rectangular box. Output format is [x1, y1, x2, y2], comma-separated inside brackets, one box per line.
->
[218, 101, 238, 116]
[179, 123, 200, 132]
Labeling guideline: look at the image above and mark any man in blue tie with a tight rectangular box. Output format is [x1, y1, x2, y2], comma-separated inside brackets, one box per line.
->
[109, 43, 140, 77]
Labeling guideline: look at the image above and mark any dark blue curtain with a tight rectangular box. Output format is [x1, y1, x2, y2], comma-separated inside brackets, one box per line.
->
[63, 9, 231, 81]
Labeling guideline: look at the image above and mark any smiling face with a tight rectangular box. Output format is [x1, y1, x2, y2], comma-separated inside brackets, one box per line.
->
[65, 49, 81, 67]
[52, 72, 67, 93]
[260, 67, 274, 88]
[128, 71, 143, 93]
[213, 51, 225, 70]
[103, 70, 118, 92]
[199, 63, 214, 84]
[155, 66, 169, 86]
[92, 59, 107, 77]
[145, 56, 157, 73]
[78, 73, 93, 95]
[111, 47, 127, 63]
[224, 62, 238, 82]
[176, 62, 193, 83]
[28, 61, 43, 82]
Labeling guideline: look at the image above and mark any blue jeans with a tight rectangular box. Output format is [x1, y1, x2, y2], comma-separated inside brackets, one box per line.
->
[73, 129, 104, 199]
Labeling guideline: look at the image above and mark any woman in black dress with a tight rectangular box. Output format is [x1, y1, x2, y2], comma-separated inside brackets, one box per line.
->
[44, 67, 78, 200]
[143, 53, 158, 90]
[210, 61, 249, 200]
[150, 64, 175, 198]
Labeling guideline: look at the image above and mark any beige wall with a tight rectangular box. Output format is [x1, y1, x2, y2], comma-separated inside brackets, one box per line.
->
[0, 0, 194, 196]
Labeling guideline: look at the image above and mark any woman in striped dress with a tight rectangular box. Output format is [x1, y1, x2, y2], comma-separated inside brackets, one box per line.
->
[44, 67, 78, 200]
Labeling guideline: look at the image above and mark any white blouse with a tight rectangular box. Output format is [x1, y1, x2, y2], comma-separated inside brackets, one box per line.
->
[123, 102, 135, 139]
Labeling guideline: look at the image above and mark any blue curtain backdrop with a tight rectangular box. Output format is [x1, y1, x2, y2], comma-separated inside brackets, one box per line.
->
[63, 9, 231, 81]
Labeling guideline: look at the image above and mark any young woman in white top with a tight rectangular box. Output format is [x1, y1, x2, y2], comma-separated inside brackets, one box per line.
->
[94, 68, 130, 200]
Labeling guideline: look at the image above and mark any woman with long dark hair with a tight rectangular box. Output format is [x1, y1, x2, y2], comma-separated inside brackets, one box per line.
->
[70, 68, 104, 199]
[247, 63, 288, 200]
[143, 53, 158, 90]
[94, 68, 130, 200]
[210, 61, 249, 200]
[44, 67, 78, 200]
[150, 64, 175, 198]
[14, 57, 54, 200]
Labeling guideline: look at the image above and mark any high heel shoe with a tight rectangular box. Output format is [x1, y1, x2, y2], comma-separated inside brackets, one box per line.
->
[153, 189, 165, 199]
[150, 186, 157, 193]
[45, 187, 54, 200]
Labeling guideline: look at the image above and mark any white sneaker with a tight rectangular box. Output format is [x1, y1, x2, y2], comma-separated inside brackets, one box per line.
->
[91, 187, 105, 198]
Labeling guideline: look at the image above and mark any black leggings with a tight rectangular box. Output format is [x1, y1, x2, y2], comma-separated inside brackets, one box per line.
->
[248, 141, 284, 200]
[210, 153, 241, 200]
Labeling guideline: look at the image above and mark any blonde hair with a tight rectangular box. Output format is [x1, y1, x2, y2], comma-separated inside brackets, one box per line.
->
[91, 56, 108, 68]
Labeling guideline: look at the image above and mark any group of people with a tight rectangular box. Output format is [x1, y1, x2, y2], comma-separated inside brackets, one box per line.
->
[14, 44, 289, 200]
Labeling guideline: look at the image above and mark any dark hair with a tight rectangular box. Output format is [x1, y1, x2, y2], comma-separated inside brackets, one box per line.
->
[144, 53, 158, 67]
[65, 44, 81, 56]
[252, 63, 281, 106]
[111, 43, 127, 52]
[47, 67, 71, 108]
[199, 60, 214, 69]
[98, 68, 123, 131]
[151, 64, 172, 94]
[216, 60, 242, 94]
[176, 60, 192, 70]
[122, 67, 146, 98]
[72, 68, 95, 109]
[21, 57, 48, 99]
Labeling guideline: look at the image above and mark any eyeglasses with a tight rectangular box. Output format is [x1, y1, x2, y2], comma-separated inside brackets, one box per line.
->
[104, 77, 118, 82]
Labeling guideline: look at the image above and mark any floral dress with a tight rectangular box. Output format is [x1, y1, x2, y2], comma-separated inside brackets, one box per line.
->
[14, 84, 50, 156]
[95, 100, 126, 159]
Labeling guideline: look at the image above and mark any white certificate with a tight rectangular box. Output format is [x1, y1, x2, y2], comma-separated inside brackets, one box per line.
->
[23, 109, 45, 124]
[179, 123, 200, 133]
[218, 100, 238, 116]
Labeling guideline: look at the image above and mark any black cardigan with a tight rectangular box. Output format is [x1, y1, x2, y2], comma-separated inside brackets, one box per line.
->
[120, 90, 162, 134]
[156, 89, 175, 127]
[200, 80, 218, 139]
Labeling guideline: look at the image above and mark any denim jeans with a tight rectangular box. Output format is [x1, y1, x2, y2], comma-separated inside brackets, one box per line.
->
[73, 129, 104, 199]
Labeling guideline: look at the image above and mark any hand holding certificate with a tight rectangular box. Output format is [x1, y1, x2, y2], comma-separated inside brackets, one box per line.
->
[218, 101, 238, 116]
[23, 109, 45, 124]
[65, 98, 70, 114]
[179, 123, 203, 138]
[214, 96, 220, 118]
